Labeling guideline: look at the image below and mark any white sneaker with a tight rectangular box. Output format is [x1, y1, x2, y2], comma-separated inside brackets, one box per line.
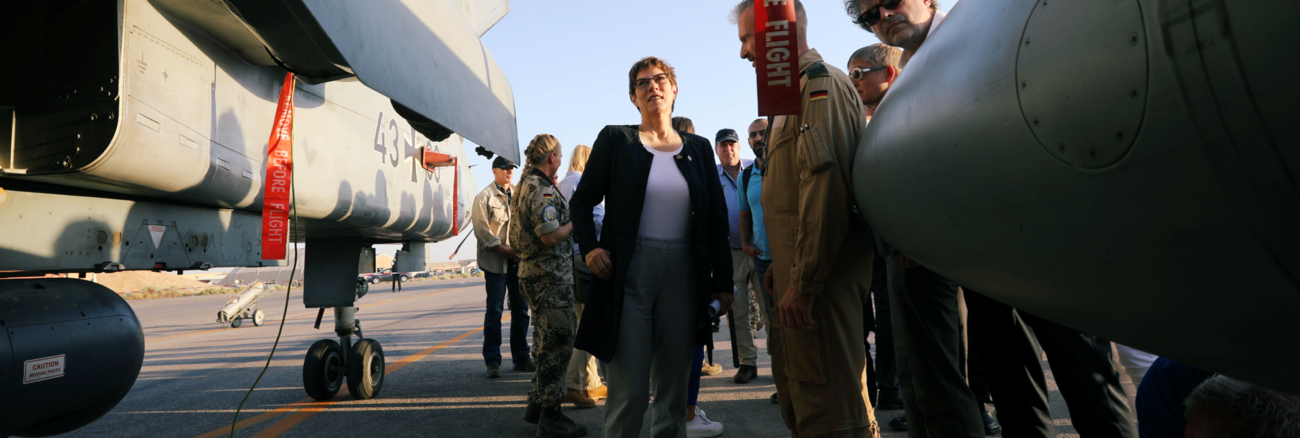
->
[686, 406, 724, 438]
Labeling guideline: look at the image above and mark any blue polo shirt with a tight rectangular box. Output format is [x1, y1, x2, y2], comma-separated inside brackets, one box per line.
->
[736, 165, 770, 261]
[717, 160, 753, 249]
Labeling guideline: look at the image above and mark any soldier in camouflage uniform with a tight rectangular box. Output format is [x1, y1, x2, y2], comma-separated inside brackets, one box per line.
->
[509, 133, 587, 438]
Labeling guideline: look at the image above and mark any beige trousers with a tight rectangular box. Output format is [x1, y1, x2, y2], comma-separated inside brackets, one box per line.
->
[565, 254, 602, 391]
[730, 249, 764, 367]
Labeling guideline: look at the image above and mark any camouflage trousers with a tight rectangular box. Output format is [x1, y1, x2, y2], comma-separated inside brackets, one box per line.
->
[519, 278, 576, 407]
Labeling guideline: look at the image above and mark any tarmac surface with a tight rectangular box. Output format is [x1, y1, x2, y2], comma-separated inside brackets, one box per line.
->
[56, 278, 1136, 437]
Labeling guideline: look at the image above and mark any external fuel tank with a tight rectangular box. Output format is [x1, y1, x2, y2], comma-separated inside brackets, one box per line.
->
[0, 279, 144, 436]
[855, 0, 1300, 394]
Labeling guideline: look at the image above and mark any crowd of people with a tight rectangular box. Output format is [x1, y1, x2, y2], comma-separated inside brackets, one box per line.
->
[466, 1, 1300, 437]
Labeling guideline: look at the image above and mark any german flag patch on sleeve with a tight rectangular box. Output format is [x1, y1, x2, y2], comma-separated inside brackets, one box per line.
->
[810, 90, 829, 102]
[543, 193, 554, 199]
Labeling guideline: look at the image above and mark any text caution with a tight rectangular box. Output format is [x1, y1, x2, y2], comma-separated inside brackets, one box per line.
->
[24, 355, 65, 384]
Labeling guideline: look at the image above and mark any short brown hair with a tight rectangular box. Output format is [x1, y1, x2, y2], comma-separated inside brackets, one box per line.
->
[671, 117, 695, 134]
[848, 43, 903, 71]
[628, 57, 678, 96]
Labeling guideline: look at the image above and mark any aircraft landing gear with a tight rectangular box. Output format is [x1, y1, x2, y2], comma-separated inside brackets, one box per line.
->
[302, 306, 385, 400]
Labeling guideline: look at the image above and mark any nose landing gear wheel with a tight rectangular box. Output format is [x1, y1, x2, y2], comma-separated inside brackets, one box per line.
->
[303, 339, 345, 400]
[230, 317, 243, 328]
[346, 339, 385, 400]
[252, 309, 266, 326]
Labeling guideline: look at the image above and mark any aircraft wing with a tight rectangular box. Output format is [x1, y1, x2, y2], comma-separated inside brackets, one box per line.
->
[222, 0, 519, 163]
[453, 0, 510, 36]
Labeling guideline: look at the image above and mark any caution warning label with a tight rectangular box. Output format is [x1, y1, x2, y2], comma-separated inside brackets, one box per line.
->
[24, 355, 65, 384]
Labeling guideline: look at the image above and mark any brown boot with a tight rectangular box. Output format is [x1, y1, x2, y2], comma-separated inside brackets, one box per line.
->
[523, 401, 541, 424]
[537, 405, 588, 438]
[583, 385, 607, 401]
[565, 389, 596, 408]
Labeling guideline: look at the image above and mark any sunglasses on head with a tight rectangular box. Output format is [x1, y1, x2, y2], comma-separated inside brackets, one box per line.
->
[850, 66, 889, 80]
[856, 0, 904, 28]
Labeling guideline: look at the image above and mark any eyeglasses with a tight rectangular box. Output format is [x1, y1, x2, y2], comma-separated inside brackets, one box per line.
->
[635, 74, 671, 91]
[850, 66, 889, 80]
[855, 0, 903, 28]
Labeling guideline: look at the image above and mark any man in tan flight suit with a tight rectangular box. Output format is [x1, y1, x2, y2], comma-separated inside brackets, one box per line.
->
[731, 1, 876, 437]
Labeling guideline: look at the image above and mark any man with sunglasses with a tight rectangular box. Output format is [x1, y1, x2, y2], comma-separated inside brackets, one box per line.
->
[731, 1, 879, 436]
[843, 2, 987, 438]
[845, 1, 1136, 438]
[847, 0, 943, 67]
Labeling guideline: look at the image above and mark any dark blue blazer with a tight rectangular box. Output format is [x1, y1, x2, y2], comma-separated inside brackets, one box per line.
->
[570, 125, 734, 362]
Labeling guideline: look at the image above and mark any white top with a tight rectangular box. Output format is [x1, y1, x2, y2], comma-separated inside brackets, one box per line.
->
[638, 143, 690, 240]
[928, 11, 946, 37]
[559, 170, 604, 255]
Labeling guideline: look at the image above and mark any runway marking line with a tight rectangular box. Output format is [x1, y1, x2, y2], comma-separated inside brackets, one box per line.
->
[149, 284, 476, 345]
[190, 310, 504, 438]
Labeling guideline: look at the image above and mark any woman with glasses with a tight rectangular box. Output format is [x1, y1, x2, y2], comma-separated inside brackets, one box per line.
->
[570, 57, 735, 438]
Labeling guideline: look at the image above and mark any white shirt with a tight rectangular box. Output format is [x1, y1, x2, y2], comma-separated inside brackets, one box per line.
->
[928, 11, 946, 37]
[559, 170, 603, 255]
[637, 143, 690, 240]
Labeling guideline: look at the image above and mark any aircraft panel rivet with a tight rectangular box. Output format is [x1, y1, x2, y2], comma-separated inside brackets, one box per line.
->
[1059, 143, 1066, 152]
[1021, 81, 1027, 89]
[1089, 150, 1098, 159]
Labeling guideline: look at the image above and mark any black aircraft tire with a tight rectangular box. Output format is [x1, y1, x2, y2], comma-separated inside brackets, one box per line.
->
[231, 317, 242, 328]
[347, 339, 385, 400]
[253, 309, 266, 326]
[303, 339, 344, 400]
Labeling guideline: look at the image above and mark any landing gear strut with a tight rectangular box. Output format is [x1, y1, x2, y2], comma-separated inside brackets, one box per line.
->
[302, 306, 385, 400]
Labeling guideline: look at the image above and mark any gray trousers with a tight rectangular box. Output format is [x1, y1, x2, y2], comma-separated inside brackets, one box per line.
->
[887, 253, 983, 438]
[604, 237, 697, 438]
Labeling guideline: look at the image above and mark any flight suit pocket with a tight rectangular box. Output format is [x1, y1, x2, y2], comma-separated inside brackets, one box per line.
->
[796, 127, 834, 180]
[782, 326, 826, 385]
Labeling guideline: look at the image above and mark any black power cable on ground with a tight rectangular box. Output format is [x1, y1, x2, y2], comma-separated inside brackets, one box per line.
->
[228, 156, 300, 438]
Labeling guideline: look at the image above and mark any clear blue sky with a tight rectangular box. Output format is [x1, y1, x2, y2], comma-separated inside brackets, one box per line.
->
[403, 0, 957, 262]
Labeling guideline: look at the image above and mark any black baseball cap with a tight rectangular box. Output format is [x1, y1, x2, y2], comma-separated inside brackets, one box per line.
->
[492, 156, 516, 169]
[715, 128, 740, 144]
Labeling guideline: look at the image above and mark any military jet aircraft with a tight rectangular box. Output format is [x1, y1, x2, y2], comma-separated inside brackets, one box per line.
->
[0, 0, 516, 435]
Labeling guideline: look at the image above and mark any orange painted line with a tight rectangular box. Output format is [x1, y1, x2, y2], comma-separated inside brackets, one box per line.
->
[185, 285, 480, 438]
[384, 323, 489, 375]
[248, 389, 351, 438]
[149, 285, 474, 344]
[247, 317, 506, 437]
